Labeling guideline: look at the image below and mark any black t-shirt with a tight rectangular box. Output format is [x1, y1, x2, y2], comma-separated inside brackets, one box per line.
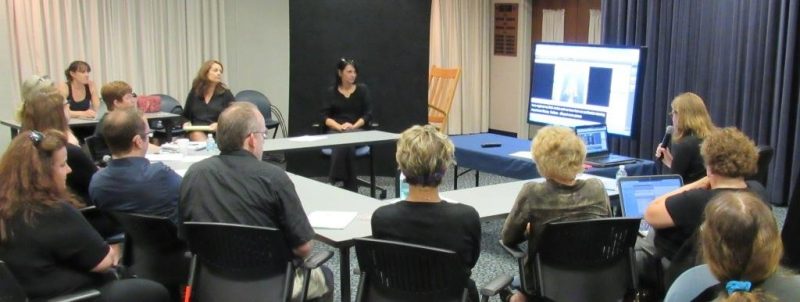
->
[0, 202, 109, 300]
[319, 83, 373, 125]
[371, 200, 481, 270]
[182, 88, 235, 125]
[66, 143, 98, 205]
[655, 181, 769, 259]
[668, 134, 706, 184]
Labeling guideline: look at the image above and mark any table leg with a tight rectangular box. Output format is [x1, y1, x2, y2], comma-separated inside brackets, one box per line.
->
[163, 119, 174, 142]
[454, 165, 459, 190]
[340, 246, 351, 302]
[475, 170, 480, 187]
[369, 148, 376, 198]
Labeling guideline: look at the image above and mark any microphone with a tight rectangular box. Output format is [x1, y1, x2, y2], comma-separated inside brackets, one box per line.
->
[658, 126, 674, 160]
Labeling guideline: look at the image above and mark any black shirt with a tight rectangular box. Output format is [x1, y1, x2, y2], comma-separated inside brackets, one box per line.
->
[182, 88, 235, 125]
[179, 150, 314, 249]
[668, 134, 706, 184]
[66, 143, 98, 205]
[0, 202, 109, 300]
[67, 83, 92, 111]
[91, 113, 110, 159]
[320, 83, 373, 125]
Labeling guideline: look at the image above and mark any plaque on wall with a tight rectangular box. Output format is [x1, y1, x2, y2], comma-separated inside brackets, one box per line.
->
[494, 3, 518, 56]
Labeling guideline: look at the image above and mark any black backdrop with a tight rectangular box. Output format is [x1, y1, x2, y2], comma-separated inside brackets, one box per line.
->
[287, 0, 431, 177]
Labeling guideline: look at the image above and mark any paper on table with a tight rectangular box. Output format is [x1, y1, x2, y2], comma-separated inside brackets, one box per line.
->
[308, 211, 357, 229]
[509, 151, 532, 159]
[146, 153, 183, 162]
[289, 135, 327, 142]
[175, 169, 188, 177]
[183, 125, 214, 132]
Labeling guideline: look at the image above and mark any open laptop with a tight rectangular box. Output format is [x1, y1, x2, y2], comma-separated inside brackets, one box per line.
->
[575, 124, 637, 167]
[617, 175, 684, 236]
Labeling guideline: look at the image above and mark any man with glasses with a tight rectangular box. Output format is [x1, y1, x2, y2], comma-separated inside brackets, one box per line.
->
[89, 108, 182, 223]
[180, 102, 332, 301]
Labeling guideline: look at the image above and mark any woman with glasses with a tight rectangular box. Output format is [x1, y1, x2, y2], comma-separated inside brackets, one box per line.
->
[56, 60, 100, 119]
[319, 57, 373, 191]
[19, 75, 97, 204]
[0, 130, 169, 301]
[183, 59, 235, 141]
[655, 92, 715, 183]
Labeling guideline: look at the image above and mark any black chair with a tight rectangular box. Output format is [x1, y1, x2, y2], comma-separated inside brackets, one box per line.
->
[84, 135, 110, 167]
[0, 260, 101, 302]
[109, 212, 189, 300]
[235, 90, 282, 138]
[79, 206, 125, 244]
[183, 222, 333, 302]
[501, 217, 641, 302]
[354, 238, 512, 302]
[152, 94, 185, 140]
[746, 145, 774, 188]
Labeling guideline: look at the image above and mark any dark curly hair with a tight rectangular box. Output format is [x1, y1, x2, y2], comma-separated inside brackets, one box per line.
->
[700, 127, 758, 178]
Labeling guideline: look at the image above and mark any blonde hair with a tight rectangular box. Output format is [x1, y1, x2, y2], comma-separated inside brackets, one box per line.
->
[671, 92, 715, 141]
[20, 75, 55, 103]
[18, 81, 69, 133]
[701, 191, 782, 302]
[395, 125, 455, 187]
[532, 126, 586, 181]
[700, 127, 758, 178]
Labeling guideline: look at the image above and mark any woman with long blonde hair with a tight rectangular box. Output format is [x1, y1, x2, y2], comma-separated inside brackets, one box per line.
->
[655, 92, 716, 183]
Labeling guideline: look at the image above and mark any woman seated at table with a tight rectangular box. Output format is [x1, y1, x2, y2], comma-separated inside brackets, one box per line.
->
[501, 125, 611, 302]
[371, 125, 481, 302]
[183, 59, 235, 141]
[56, 60, 100, 119]
[19, 75, 97, 204]
[0, 129, 169, 301]
[320, 57, 373, 191]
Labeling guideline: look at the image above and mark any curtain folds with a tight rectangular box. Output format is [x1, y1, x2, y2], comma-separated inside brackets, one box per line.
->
[541, 9, 565, 42]
[6, 0, 227, 106]
[588, 9, 602, 44]
[602, 0, 800, 205]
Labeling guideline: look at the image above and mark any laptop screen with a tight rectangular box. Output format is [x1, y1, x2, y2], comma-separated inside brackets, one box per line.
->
[617, 175, 683, 218]
[575, 124, 608, 155]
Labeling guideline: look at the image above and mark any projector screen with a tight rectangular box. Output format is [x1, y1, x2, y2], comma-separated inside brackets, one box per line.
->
[527, 43, 646, 137]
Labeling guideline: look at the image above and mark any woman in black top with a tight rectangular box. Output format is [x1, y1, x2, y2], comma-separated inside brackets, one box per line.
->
[320, 58, 373, 191]
[655, 92, 715, 183]
[183, 60, 235, 141]
[57, 61, 100, 119]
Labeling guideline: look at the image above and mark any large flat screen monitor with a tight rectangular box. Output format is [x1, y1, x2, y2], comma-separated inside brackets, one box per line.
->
[527, 43, 646, 137]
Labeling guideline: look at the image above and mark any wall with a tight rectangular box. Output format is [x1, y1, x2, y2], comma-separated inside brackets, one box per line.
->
[0, 2, 16, 153]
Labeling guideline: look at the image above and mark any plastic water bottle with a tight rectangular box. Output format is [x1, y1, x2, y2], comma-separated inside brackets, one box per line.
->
[399, 172, 410, 200]
[206, 133, 217, 153]
[616, 164, 628, 179]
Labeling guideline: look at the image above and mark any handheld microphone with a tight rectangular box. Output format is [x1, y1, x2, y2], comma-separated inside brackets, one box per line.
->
[658, 126, 674, 160]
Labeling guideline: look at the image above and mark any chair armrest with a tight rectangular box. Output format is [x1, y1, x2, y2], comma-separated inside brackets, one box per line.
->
[303, 250, 334, 269]
[499, 240, 525, 259]
[47, 289, 101, 302]
[479, 274, 513, 297]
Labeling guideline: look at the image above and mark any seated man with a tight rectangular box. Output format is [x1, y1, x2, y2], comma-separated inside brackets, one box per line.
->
[644, 127, 769, 286]
[89, 108, 181, 223]
[179, 102, 331, 301]
[372, 125, 481, 302]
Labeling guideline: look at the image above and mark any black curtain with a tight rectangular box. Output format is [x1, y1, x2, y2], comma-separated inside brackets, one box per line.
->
[602, 0, 800, 206]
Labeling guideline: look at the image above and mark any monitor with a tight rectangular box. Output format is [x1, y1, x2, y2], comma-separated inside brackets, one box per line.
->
[575, 124, 609, 156]
[527, 42, 646, 137]
[617, 175, 683, 219]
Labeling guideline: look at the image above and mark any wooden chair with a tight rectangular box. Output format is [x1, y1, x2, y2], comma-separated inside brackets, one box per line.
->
[428, 66, 461, 133]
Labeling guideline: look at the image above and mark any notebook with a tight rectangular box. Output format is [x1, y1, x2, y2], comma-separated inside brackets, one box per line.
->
[616, 175, 684, 236]
[574, 124, 637, 167]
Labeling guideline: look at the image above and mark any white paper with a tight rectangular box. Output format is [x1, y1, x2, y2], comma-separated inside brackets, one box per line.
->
[308, 211, 357, 229]
[175, 169, 188, 177]
[509, 151, 532, 159]
[288, 135, 327, 142]
[146, 153, 183, 162]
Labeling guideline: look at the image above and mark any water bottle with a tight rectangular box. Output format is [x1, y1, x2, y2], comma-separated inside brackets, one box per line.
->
[399, 172, 410, 200]
[206, 133, 217, 153]
[616, 164, 628, 179]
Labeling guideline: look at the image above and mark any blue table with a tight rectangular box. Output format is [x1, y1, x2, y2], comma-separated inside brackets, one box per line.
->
[450, 133, 656, 188]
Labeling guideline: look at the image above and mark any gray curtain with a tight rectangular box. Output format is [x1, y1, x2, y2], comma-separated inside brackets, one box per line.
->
[602, 0, 800, 206]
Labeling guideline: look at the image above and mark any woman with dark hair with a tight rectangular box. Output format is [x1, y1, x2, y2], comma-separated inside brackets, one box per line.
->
[19, 75, 97, 204]
[183, 59, 235, 141]
[319, 57, 373, 191]
[0, 130, 169, 301]
[56, 60, 100, 119]
[655, 92, 716, 183]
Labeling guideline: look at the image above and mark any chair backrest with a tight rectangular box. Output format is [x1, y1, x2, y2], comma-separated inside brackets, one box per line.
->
[0, 260, 27, 302]
[529, 217, 640, 302]
[427, 66, 461, 133]
[84, 135, 108, 164]
[664, 264, 718, 302]
[747, 145, 774, 188]
[183, 222, 294, 302]
[354, 238, 468, 302]
[109, 212, 188, 286]
[235, 90, 273, 120]
[154, 94, 183, 114]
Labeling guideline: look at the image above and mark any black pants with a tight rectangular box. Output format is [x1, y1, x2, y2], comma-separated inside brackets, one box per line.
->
[95, 278, 170, 302]
[327, 129, 362, 192]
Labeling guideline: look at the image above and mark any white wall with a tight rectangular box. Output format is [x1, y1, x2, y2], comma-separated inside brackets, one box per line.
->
[224, 0, 290, 137]
[0, 2, 16, 153]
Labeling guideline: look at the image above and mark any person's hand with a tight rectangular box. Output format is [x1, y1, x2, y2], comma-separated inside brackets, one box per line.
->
[656, 144, 673, 167]
[209, 122, 218, 131]
[524, 223, 532, 236]
[341, 122, 354, 131]
[183, 122, 192, 128]
[78, 109, 96, 119]
[293, 242, 313, 258]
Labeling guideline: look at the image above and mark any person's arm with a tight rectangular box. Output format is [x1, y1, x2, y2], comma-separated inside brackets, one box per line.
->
[354, 84, 373, 129]
[668, 137, 699, 177]
[655, 144, 674, 167]
[320, 88, 343, 131]
[274, 173, 316, 253]
[182, 91, 195, 127]
[91, 246, 118, 272]
[48, 204, 114, 273]
[88, 81, 100, 112]
[644, 177, 710, 228]
[501, 185, 532, 246]
[66, 145, 98, 203]
[466, 207, 482, 268]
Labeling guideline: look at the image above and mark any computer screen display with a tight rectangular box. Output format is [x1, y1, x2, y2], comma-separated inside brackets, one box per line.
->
[575, 124, 609, 155]
[618, 176, 683, 218]
[527, 43, 646, 137]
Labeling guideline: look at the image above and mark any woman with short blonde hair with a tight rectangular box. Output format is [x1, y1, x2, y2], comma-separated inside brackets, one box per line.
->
[532, 125, 587, 182]
[395, 124, 455, 187]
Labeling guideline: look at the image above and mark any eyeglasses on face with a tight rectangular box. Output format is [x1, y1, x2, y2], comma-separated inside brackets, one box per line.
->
[251, 131, 268, 140]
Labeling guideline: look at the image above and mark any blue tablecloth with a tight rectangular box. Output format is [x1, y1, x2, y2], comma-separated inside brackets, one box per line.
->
[451, 133, 656, 180]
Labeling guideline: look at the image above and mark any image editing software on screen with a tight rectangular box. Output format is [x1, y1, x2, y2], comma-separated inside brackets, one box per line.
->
[528, 43, 645, 137]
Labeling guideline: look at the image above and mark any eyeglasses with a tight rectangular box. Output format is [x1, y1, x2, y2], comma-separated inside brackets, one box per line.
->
[339, 58, 355, 65]
[251, 131, 268, 140]
[28, 130, 44, 146]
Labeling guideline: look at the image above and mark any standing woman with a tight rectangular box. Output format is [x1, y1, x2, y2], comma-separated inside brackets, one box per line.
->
[183, 60, 235, 141]
[320, 58, 373, 191]
[57, 61, 100, 119]
[655, 92, 715, 184]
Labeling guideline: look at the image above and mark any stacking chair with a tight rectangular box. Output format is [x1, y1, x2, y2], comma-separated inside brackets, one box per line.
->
[235, 90, 282, 138]
[501, 217, 641, 302]
[427, 66, 461, 133]
[354, 238, 512, 302]
[79, 206, 124, 244]
[0, 260, 101, 302]
[183, 222, 333, 302]
[84, 135, 110, 167]
[110, 212, 189, 300]
[747, 145, 774, 188]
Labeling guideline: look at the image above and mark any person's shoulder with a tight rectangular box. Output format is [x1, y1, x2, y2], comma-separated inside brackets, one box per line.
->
[444, 201, 480, 219]
[56, 82, 69, 96]
[372, 202, 400, 219]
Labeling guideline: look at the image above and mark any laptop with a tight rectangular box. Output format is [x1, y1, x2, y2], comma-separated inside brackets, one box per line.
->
[574, 124, 637, 167]
[617, 175, 684, 236]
